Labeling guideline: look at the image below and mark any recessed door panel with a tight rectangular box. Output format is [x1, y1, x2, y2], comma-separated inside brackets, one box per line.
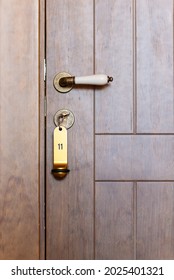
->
[95, 182, 134, 259]
[96, 135, 174, 180]
[137, 0, 174, 133]
[137, 183, 174, 259]
[95, 0, 133, 133]
[46, 0, 94, 259]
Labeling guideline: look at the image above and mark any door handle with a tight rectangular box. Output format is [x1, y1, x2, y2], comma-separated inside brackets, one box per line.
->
[53, 72, 113, 93]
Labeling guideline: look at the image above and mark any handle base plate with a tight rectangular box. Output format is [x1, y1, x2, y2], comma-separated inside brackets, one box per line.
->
[53, 72, 73, 93]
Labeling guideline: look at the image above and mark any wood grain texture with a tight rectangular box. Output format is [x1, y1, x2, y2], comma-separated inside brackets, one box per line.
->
[137, 183, 174, 259]
[46, 0, 94, 259]
[0, 0, 40, 259]
[96, 135, 174, 180]
[137, 0, 174, 132]
[95, 0, 133, 133]
[95, 182, 134, 259]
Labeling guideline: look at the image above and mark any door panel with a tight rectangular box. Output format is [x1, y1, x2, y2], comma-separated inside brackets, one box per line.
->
[0, 0, 40, 259]
[46, 0, 174, 260]
[46, 0, 94, 259]
[137, 0, 174, 132]
[96, 135, 174, 180]
[95, 0, 133, 133]
[137, 183, 174, 259]
[95, 183, 134, 259]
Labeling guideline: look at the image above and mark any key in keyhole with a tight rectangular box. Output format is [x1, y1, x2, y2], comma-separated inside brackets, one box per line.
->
[58, 112, 70, 127]
[53, 109, 75, 129]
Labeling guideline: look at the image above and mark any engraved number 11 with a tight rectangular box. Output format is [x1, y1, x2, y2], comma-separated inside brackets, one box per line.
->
[58, 143, 63, 150]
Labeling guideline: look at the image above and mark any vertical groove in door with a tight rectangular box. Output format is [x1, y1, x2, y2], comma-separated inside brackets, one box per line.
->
[173, 0, 174, 110]
[93, 0, 96, 260]
[133, 182, 137, 259]
[132, 0, 137, 134]
[44, 0, 47, 260]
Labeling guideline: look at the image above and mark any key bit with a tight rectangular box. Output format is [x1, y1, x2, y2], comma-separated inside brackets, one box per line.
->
[54, 109, 75, 129]
[58, 112, 70, 126]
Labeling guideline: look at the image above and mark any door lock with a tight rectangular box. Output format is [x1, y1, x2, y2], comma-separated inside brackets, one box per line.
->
[53, 109, 75, 129]
[51, 109, 75, 179]
[53, 72, 113, 93]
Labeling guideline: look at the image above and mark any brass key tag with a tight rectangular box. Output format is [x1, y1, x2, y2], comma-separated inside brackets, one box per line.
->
[52, 126, 69, 179]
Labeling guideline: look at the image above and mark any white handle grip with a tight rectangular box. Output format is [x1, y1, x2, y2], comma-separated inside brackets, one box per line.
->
[54, 72, 113, 93]
[75, 74, 113, 85]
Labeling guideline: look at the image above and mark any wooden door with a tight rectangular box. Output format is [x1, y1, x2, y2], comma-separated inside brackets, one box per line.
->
[1, 0, 174, 261]
[46, 0, 174, 260]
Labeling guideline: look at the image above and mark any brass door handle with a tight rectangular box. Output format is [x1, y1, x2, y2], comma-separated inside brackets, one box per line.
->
[53, 72, 113, 93]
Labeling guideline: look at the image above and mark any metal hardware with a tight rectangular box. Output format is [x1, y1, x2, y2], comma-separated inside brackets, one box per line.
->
[54, 72, 73, 93]
[51, 126, 69, 179]
[53, 72, 113, 93]
[108, 76, 113, 82]
[54, 109, 75, 129]
[59, 76, 75, 87]
[52, 109, 74, 179]
[58, 112, 70, 127]
[44, 59, 46, 81]
[44, 96, 47, 116]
